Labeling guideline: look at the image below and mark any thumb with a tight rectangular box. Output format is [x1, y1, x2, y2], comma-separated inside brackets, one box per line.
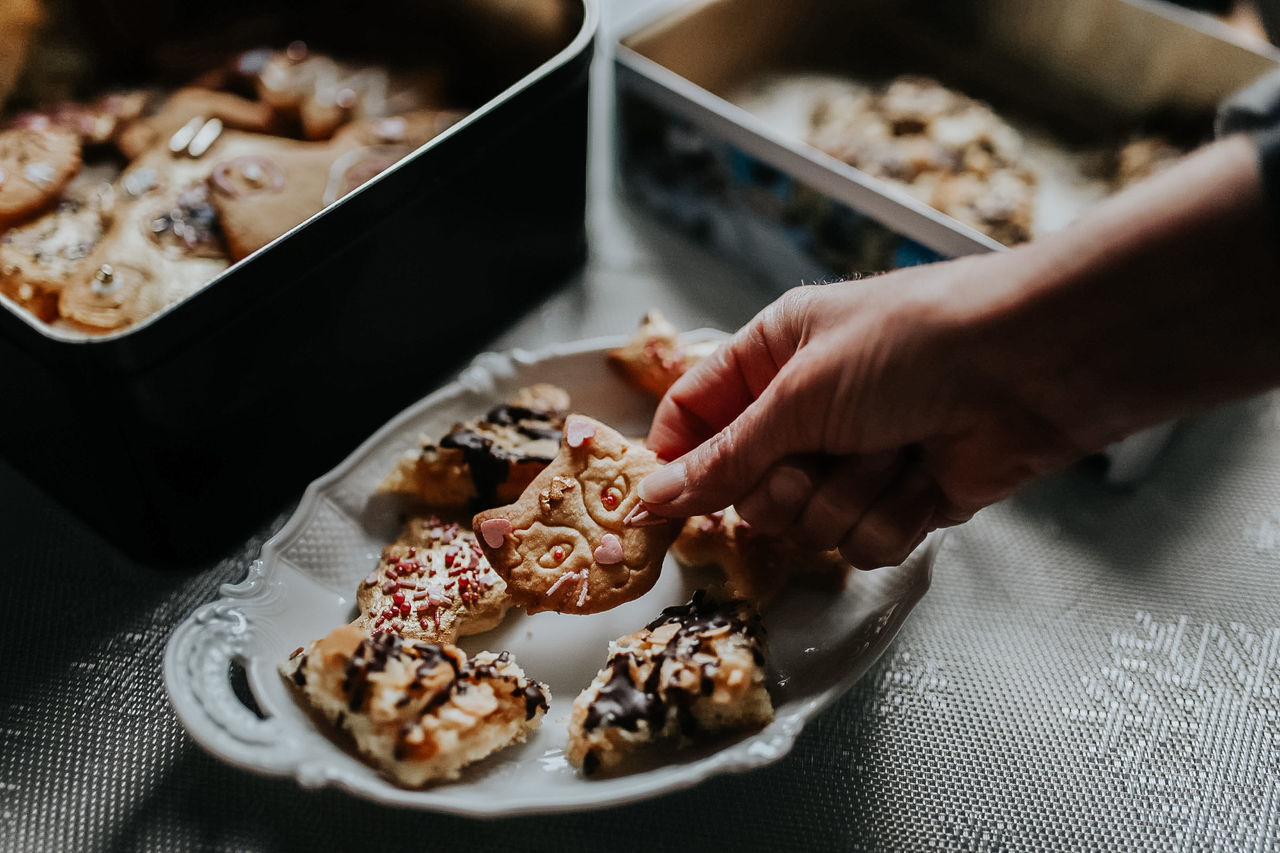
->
[637, 376, 808, 517]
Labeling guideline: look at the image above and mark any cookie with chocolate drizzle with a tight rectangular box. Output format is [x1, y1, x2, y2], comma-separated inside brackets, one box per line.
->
[356, 514, 510, 644]
[378, 384, 570, 512]
[279, 622, 550, 788]
[472, 414, 682, 615]
[566, 590, 773, 775]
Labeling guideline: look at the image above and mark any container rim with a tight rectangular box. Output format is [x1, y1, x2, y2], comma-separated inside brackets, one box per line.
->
[0, 0, 600, 347]
[614, 45, 1003, 259]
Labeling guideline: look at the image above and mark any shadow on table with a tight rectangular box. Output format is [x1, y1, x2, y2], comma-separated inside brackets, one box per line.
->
[1005, 395, 1271, 581]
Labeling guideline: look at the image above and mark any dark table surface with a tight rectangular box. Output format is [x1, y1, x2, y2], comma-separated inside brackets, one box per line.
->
[6, 2, 1280, 849]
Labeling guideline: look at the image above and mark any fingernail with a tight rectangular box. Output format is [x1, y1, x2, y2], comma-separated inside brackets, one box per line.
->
[638, 461, 686, 504]
[623, 503, 668, 527]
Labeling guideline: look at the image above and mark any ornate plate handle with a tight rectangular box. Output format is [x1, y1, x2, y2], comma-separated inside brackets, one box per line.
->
[164, 563, 304, 776]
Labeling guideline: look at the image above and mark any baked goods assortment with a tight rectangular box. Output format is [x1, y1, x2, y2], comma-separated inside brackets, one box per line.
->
[0, 43, 465, 332]
[807, 74, 1188, 245]
[277, 320, 863, 787]
[809, 76, 1037, 245]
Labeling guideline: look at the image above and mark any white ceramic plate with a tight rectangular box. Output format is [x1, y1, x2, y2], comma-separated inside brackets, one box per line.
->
[164, 333, 937, 815]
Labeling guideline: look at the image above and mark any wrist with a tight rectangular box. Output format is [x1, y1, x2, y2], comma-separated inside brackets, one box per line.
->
[962, 134, 1280, 452]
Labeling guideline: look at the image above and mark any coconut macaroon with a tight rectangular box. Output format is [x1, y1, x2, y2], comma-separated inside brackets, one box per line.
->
[566, 591, 773, 776]
[280, 622, 549, 787]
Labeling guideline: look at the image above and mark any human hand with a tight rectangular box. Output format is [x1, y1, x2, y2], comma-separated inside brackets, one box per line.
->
[636, 256, 1091, 569]
[636, 135, 1280, 569]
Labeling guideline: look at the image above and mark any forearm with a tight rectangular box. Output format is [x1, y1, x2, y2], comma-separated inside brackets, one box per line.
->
[963, 133, 1280, 452]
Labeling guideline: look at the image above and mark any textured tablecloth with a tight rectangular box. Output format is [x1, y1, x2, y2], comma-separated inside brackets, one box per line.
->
[5, 3, 1280, 849]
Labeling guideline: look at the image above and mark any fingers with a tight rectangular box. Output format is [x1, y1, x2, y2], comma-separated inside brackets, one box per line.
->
[733, 456, 824, 536]
[734, 451, 937, 568]
[838, 464, 940, 569]
[646, 297, 803, 463]
[638, 372, 814, 517]
[788, 451, 900, 549]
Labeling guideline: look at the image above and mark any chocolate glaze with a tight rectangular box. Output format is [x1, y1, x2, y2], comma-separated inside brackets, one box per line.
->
[439, 429, 510, 509]
[584, 592, 767, 738]
[584, 654, 663, 734]
[520, 682, 549, 721]
[489, 404, 564, 438]
[342, 632, 459, 713]
[438, 405, 564, 510]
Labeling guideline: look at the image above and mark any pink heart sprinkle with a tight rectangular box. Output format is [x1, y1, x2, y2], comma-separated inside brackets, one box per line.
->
[480, 518, 512, 549]
[565, 417, 596, 448]
[593, 533, 623, 565]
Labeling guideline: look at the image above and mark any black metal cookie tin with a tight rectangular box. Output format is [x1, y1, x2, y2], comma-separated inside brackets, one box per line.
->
[0, 0, 597, 563]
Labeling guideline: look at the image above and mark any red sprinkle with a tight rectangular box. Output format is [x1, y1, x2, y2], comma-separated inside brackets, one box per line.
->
[392, 591, 405, 605]
[601, 489, 619, 510]
[552, 546, 565, 561]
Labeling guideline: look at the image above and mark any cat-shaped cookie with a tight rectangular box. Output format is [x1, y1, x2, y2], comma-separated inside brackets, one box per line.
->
[472, 414, 681, 615]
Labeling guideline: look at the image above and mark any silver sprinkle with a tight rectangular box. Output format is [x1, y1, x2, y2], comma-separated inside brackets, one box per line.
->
[91, 264, 118, 294]
[168, 116, 205, 154]
[23, 162, 56, 188]
[186, 118, 223, 158]
[123, 168, 159, 197]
